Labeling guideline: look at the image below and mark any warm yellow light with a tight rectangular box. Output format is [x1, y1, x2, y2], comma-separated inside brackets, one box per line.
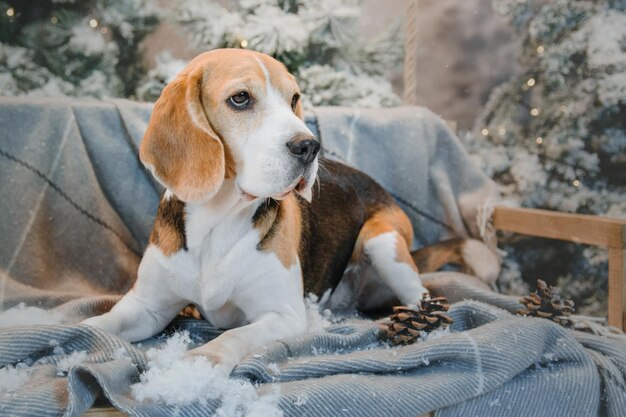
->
[530, 108, 540, 117]
[573, 180, 580, 187]
[51, 16, 58, 24]
[527, 78, 536, 87]
[6, 7, 14, 17]
[498, 127, 506, 136]
[537, 45, 545, 54]
[240, 39, 248, 48]
[560, 105, 566, 112]
[481, 128, 489, 136]
[100, 27, 108, 34]
[89, 18, 98, 28]
[536, 137, 543, 144]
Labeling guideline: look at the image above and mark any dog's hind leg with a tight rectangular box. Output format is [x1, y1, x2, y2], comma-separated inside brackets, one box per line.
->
[353, 205, 428, 308]
[411, 238, 501, 287]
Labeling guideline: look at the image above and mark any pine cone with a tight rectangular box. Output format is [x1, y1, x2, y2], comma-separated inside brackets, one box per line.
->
[381, 294, 453, 345]
[179, 304, 204, 320]
[517, 279, 575, 327]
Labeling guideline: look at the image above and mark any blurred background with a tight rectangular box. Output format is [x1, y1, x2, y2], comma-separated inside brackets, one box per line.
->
[1, 0, 624, 317]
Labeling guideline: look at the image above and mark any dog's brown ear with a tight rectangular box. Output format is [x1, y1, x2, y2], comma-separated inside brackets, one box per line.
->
[140, 65, 225, 203]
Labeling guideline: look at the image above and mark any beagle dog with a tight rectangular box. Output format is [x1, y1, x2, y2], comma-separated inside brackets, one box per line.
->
[83, 49, 498, 374]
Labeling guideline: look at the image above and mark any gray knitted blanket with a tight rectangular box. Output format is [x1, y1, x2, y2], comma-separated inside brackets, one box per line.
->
[0, 98, 624, 417]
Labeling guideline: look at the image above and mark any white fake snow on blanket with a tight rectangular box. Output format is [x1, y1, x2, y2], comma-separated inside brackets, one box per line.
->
[0, 364, 30, 394]
[0, 302, 63, 326]
[0, 295, 332, 408]
[130, 295, 334, 414]
[304, 292, 333, 332]
[130, 332, 283, 416]
[56, 350, 88, 375]
[0, 294, 451, 410]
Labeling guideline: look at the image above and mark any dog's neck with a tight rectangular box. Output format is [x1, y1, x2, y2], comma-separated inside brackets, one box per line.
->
[183, 179, 267, 248]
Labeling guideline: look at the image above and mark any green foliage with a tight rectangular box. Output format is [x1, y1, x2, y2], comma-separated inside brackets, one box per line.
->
[0, 3, 20, 44]
[467, 0, 626, 315]
[142, 0, 404, 106]
[476, 0, 625, 211]
[0, 0, 158, 98]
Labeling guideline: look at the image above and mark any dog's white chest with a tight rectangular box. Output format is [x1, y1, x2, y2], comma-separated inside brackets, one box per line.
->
[159, 200, 296, 322]
[174, 210, 256, 304]
[195, 227, 260, 310]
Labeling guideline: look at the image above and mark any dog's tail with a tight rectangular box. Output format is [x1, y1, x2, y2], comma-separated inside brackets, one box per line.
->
[411, 238, 501, 285]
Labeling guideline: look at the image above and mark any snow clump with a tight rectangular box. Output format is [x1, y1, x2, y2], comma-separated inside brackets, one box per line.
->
[0, 303, 63, 327]
[131, 331, 283, 416]
[0, 364, 30, 393]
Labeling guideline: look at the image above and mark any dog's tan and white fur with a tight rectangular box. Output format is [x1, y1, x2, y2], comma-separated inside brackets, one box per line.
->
[83, 49, 499, 374]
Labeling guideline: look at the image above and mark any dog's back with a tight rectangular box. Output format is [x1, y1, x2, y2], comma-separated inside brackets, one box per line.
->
[298, 160, 499, 301]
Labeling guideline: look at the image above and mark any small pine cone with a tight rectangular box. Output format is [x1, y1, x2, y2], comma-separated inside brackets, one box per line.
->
[179, 304, 204, 320]
[517, 279, 575, 327]
[381, 294, 453, 346]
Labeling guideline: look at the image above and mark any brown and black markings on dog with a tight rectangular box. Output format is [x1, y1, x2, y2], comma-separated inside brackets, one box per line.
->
[252, 195, 302, 268]
[149, 195, 187, 256]
[249, 159, 389, 294]
[250, 159, 474, 300]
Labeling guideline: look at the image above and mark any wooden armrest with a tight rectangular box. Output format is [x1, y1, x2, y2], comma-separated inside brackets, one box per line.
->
[493, 206, 626, 331]
[493, 206, 625, 248]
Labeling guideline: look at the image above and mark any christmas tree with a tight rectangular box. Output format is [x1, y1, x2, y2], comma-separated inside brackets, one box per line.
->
[0, 0, 158, 98]
[464, 0, 626, 315]
[135, 0, 404, 107]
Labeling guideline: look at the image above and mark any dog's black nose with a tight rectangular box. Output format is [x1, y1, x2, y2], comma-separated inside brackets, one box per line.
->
[286, 137, 320, 165]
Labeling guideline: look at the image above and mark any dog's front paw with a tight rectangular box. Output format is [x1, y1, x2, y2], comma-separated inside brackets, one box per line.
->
[185, 346, 236, 376]
[399, 286, 430, 308]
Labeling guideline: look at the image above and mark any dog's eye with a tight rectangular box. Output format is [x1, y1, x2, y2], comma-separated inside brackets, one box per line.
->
[291, 93, 300, 111]
[229, 91, 251, 109]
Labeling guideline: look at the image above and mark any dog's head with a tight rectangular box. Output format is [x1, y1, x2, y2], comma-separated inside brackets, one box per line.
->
[140, 49, 319, 203]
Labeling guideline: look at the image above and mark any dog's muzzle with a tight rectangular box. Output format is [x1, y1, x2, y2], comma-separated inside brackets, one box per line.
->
[286, 134, 320, 165]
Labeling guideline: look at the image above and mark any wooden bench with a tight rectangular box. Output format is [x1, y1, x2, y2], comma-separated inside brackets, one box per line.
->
[494, 206, 626, 331]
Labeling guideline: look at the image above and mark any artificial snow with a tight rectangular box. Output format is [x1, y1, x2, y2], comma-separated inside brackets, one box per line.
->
[0, 364, 30, 393]
[304, 292, 332, 332]
[0, 303, 63, 327]
[293, 393, 309, 407]
[509, 151, 547, 193]
[421, 326, 451, 342]
[113, 347, 131, 361]
[242, 6, 309, 56]
[130, 332, 283, 416]
[135, 51, 187, 101]
[267, 363, 280, 374]
[69, 25, 108, 57]
[57, 350, 88, 374]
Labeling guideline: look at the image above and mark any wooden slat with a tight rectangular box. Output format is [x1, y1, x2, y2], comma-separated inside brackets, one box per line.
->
[83, 407, 127, 417]
[493, 206, 626, 249]
[608, 248, 626, 330]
